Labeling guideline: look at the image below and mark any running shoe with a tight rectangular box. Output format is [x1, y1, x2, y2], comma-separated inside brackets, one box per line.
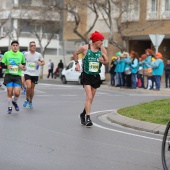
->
[22, 88, 26, 95]
[85, 117, 93, 127]
[80, 113, 86, 125]
[12, 101, 19, 111]
[28, 102, 33, 109]
[23, 100, 29, 107]
[7, 107, 12, 114]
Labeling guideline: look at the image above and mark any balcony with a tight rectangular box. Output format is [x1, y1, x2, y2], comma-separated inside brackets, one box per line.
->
[20, 32, 59, 39]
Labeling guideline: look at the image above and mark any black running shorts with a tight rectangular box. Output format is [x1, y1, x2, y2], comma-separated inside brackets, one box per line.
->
[24, 74, 39, 84]
[3, 74, 22, 86]
[81, 72, 101, 89]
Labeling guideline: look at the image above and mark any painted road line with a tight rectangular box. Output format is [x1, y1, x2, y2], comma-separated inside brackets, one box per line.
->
[91, 110, 162, 142]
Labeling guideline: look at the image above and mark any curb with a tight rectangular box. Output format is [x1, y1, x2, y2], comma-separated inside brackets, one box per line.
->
[107, 110, 166, 134]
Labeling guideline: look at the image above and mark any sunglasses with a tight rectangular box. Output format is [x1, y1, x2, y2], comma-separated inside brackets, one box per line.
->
[30, 45, 36, 47]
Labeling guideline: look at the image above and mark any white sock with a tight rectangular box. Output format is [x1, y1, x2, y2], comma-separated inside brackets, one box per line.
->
[7, 98, 12, 107]
[13, 96, 19, 103]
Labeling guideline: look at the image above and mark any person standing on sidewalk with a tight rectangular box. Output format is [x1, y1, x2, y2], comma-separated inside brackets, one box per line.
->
[109, 56, 116, 86]
[151, 52, 164, 91]
[130, 51, 139, 89]
[58, 60, 64, 78]
[23, 41, 45, 109]
[143, 49, 153, 90]
[73, 31, 109, 127]
[0, 54, 3, 87]
[47, 59, 53, 78]
[0, 40, 26, 114]
[164, 59, 170, 88]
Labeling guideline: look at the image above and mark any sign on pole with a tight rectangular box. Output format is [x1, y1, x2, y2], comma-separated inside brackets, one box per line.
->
[149, 34, 165, 53]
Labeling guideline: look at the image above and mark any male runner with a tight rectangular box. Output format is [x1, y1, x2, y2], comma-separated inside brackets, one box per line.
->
[1, 40, 26, 114]
[23, 41, 45, 109]
[73, 31, 109, 127]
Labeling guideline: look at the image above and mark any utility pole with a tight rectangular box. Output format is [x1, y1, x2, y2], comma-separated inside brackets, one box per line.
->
[8, 0, 12, 50]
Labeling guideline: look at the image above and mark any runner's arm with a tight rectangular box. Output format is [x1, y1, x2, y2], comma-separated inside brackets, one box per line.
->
[73, 46, 86, 62]
[99, 47, 109, 66]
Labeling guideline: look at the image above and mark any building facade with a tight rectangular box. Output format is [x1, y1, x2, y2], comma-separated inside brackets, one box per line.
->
[0, 0, 65, 75]
[86, 0, 170, 61]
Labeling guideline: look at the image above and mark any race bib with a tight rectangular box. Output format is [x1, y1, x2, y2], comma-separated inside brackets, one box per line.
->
[89, 62, 99, 72]
[27, 62, 36, 71]
[9, 65, 18, 74]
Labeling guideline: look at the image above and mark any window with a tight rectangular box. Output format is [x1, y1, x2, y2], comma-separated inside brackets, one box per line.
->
[151, 0, 157, 12]
[66, 62, 73, 70]
[147, 0, 158, 19]
[19, 0, 32, 5]
[121, 0, 139, 22]
[42, 0, 58, 6]
[165, 0, 170, 11]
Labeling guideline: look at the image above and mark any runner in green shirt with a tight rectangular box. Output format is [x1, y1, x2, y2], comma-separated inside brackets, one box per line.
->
[1, 40, 26, 114]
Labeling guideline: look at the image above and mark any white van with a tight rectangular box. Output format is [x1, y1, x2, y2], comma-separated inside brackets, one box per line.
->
[61, 59, 106, 84]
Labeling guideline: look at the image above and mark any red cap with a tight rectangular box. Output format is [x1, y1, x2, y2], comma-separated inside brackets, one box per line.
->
[90, 31, 104, 42]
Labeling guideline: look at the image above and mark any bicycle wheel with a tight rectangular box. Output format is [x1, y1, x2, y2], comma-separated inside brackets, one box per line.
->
[162, 121, 170, 170]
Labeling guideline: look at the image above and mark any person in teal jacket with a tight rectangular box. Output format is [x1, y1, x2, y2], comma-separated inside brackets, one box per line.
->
[123, 52, 132, 87]
[143, 49, 153, 90]
[151, 52, 164, 91]
[130, 51, 139, 89]
[114, 52, 125, 87]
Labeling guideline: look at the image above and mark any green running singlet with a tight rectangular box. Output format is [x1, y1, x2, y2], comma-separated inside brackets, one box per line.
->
[83, 45, 102, 75]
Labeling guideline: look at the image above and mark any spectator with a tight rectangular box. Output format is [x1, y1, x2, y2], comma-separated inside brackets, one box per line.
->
[130, 51, 139, 89]
[138, 54, 146, 88]
[109, 56, 116, 86]
[123, 52, 132, 88]
[164, 59, 170, 88]
[47, 59, 53, 78]
[58, 60, 64, 78]
[0, 54, 3, 78]
[143, 49, 153, 90]
[114, 51, 125, 87]
[151, 52, 164, 91]
[53, 67, 59, 79]
[0, 54, 3, 87]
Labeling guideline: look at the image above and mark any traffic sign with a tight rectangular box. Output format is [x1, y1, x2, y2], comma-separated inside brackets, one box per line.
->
[149, 34, 165, 52]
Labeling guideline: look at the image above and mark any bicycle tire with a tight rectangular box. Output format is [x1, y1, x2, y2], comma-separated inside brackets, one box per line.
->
[162, 121, 170, 170]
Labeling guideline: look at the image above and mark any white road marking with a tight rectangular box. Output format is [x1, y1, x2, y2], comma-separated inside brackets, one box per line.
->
[91, 110, 162, 142]
[34, 89, 46, 93]
[38, 83, 75, 88]
[61, 95, 78, 97]
[35, 95, 53, 96]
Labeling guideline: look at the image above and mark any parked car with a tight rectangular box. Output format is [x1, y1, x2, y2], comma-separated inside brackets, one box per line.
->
[61, 59, 106, 84]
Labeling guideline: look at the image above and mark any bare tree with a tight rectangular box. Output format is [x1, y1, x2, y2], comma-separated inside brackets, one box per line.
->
[10, 1, 62, 78]
[0, 20, 9, 40]
[56, 0, 162, 52]
[52, 0, 100, 43]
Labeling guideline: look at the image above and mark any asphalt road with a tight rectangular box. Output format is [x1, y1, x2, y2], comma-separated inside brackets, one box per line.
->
[0, 80, 168, 170]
